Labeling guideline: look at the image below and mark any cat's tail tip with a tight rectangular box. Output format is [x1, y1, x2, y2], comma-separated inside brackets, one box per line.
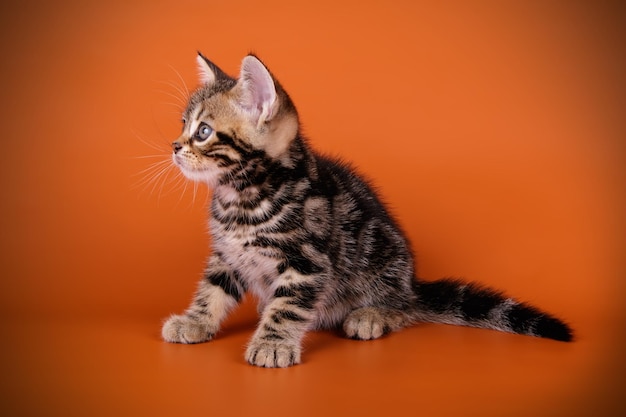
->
[532, 311, 573, 342]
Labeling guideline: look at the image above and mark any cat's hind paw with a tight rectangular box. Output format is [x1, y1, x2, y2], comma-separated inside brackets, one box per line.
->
[161, 314, 214, 344]
[245, 340, 301, 368]
[343, 307, 407, 340]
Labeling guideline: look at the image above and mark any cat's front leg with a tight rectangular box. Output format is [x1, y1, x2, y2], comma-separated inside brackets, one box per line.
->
[162, 254, 243, 344]
[245, 275, 320, 368]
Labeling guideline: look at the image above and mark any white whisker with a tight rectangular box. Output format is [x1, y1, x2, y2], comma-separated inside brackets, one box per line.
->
[131, 154, 172, 160]
[140, 164, 173, 194]
[155, 88, 186, 108]
[131, 128, 171, 154]
[176, 176, 190, 208]
[167, 64, 191, 101]
[192, 180, 199, 207]
[132, 159, 171, 179]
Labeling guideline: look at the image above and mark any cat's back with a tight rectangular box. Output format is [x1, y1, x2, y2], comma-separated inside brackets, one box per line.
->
[312, 152, 398, 228]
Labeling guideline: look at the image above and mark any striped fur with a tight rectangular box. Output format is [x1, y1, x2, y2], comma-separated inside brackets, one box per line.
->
[161, 53, 573, 368]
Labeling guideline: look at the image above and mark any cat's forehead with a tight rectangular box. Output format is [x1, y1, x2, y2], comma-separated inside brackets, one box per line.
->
[183, 79, 237, 119]
[183, 89, 216, 119]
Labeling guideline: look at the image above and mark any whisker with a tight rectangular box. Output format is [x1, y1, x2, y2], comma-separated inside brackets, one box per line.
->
[176, 176, 190, 208]
[131, 154, 172, 160]
[161, 102, 186, 111]
[192, 180, 199, 208]
[149, 164, 176, 196]
[132, 161, 173, 193]
[155, 88, 186, 108]
[167, 64, 191, 101]
[132, 159, 171, 177]
[131, 128, 171, 154]
[131, 160, 168, 180]
[155, 169, 173, 202]
[157, 80, 188, 104]
[149, 108, 179, 149]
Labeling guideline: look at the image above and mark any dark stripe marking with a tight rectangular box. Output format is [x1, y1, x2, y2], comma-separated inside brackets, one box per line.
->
[507, 303, 541, 334]
[535, 316, 573, 342]
[460, 285, 504, 321]
[271, 310, 307, 324]
[416, 279, 463, 313]
[208, 271, 242, 301]
[273, 283, 319, 310]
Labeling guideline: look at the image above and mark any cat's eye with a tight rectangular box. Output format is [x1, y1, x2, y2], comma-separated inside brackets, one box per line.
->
[194, 123, 213, 143]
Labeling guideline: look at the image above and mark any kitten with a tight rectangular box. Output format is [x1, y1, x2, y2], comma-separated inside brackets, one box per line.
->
[161, 53, 573, 368]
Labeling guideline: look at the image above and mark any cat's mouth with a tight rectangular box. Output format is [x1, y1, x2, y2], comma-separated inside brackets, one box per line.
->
[173, 154, 221, 184]
[172, 153, 200, 171]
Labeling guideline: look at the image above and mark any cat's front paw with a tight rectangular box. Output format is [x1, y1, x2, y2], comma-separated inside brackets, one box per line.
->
[245, 339, 301, 368]
[162, 314, 214, 344]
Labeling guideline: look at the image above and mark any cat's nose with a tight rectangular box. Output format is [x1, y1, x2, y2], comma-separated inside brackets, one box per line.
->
[172, 141, 183, 153]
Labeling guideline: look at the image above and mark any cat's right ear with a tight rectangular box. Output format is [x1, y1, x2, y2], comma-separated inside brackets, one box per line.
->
[196, 52, 228, 86]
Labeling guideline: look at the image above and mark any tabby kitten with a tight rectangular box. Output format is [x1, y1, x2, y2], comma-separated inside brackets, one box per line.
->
[161, 53, 572, 368]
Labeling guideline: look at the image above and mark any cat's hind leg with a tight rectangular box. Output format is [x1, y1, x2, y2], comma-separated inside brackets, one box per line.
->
[342, 307, 411, 340]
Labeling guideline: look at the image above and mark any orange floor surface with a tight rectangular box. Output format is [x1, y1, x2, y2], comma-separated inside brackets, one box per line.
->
[1, 1, 625, 416]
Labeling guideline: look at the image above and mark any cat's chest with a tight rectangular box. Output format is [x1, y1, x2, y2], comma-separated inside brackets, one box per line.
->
[210, 219, 280, 296]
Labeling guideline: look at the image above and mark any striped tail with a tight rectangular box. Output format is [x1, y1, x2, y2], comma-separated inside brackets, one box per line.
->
[412, 278, 573, 342]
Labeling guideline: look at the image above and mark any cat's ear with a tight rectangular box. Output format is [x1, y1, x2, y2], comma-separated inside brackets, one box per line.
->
[196, 52, 228, 86]
[237, 55, 278, 125]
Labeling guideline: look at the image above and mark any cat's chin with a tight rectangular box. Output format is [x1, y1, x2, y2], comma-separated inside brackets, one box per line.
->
[179, 166, 221, 187]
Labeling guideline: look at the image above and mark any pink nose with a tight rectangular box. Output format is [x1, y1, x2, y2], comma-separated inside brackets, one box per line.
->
[172, 141, 183, 153]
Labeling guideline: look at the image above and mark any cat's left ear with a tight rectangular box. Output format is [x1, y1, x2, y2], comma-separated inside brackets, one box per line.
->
[196, 52, 229, 86]
[237, 55, 278, 126]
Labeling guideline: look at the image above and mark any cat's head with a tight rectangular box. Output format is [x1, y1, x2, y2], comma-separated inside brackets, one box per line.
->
[172, 53, 299, 186]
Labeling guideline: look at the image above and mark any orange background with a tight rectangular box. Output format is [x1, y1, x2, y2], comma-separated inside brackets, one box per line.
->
[1, 1, 625, 416]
